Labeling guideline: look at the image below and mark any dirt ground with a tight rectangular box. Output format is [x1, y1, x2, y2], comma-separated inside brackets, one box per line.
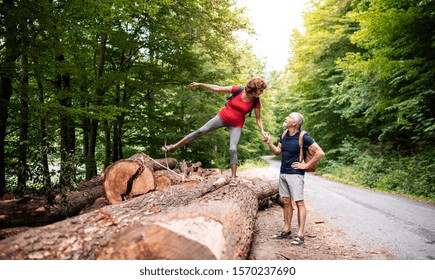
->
[248, 202, 366, 260]
[238, 167, 382, 260]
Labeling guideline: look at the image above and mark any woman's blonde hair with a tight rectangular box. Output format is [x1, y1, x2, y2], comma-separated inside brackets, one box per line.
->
[245, 77, 268, 94]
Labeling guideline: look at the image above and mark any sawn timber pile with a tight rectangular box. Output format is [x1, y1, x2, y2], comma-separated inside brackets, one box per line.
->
[0, 153, 278, 260]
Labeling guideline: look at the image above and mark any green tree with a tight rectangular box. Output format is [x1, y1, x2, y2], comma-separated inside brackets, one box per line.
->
[335, 0, 435, 149]
[0, 0, 265, 199]
[0, 0, 22, 197]
[271, 0, 435, 199]
[274, 0, 359, 152]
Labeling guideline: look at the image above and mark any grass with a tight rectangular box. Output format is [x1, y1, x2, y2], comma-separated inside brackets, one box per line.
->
[238, 158, 269, 171]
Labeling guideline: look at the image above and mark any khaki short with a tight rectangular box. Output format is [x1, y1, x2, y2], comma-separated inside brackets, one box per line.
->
[278, 174, 304, 201]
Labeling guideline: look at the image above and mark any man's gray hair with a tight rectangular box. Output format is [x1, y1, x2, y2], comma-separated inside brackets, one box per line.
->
[290, 112, 304, 128]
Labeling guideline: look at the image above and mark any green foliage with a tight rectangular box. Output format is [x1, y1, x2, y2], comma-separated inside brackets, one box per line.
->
[238, 158, 269, 171]
[266, 0, 435, 200]
[335, 0, 435, 146]
[1, 0, 268, 196]
[3, 0, 434, 202]
[321, 146, 435, 201]
[271, 0, 360, 153]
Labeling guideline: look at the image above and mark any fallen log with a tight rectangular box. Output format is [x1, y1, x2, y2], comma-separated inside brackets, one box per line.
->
[102, 154, 182, 204]
[180, 160, 202, 176]
[103, 160, 155, 204]
[0, 175, 104, 228]
[96, 185, 258, 260]
[154, 169, 184, 190]
[0, 175, 230, 260]
[154, 175, 173, 191]
[245, 178, 279, 201]
[0, 175, 277, 260]
[154, 165, 219, 191]
[0, 155, 177, 228]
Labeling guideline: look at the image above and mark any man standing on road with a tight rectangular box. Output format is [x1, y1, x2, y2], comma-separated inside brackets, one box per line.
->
[263, 112, 325, 245]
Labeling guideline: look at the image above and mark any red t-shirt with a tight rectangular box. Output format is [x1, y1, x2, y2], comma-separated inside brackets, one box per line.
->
[218, 86, 261, 128]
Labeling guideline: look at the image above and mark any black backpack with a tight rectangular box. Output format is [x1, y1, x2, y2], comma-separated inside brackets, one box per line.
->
[225, 86, 259, 117]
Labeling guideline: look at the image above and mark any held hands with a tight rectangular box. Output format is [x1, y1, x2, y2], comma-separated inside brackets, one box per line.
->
[262, 131, 271, 144]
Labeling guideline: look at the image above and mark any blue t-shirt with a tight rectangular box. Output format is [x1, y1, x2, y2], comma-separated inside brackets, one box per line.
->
[278, 130, 315, 175]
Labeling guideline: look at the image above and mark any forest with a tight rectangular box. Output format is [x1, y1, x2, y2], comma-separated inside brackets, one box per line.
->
[0, 0, 434, 204]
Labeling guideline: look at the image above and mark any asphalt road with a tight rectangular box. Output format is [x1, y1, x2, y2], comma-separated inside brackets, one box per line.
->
[263, 156, 435, 260]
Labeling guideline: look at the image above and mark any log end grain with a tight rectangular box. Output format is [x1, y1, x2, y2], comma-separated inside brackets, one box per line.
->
[103, 160, 155, 204]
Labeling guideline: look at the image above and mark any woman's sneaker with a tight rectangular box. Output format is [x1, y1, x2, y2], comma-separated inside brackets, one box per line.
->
[229, 176, 241, 186]
[272, 230, 292, 239]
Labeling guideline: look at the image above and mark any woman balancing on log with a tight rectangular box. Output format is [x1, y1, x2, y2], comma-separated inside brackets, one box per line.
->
[162, 77, 269, 186]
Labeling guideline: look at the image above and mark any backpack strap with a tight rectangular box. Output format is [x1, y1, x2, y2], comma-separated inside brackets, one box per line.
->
[299, 130, 306, 163]
[225, 86, 244, 105]
[281, 129, 288, 140]
[225, 86, 259, 117]
[248, 97, 260, 117]
[234, 86, 244, 95]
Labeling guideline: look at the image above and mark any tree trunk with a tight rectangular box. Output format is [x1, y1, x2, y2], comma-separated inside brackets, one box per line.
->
[82, 115, 92, 179]
[36, 79, 51, 189]
[56, 54, 75, 189]
[102, 159, 155, 204]
[149, 157, 178, 171]
[102, 153, 177, 204]
[17, 50, 29, 193]
[0, 155, 180, 227]
[103, 119, 111, 168]
[86, 32, 108, 179]
[154, 169, 184, 190]
[0, 175, 229, 259]
[0, 76, 13, 198]
[0, 0, 20, 198]
[0, 175, 104, 228]
[126, 153, 177, 171]
[96, 185, 258, 260]
[245, 178, 279, 200]
[112, 84, 121, 162]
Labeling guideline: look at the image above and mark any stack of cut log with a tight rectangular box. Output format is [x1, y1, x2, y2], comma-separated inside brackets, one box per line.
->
[0, 153, 278, 260]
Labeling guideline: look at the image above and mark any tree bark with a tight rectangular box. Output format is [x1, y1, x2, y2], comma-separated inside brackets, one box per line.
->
[55, 51, 75, 189]
[0, 155, 179, 227]
[18, 50, 29, 193]
[36, 79, 51, 189]
[0, 175, 229, 260]
[154, 169, 184, 188]
[0, 175, 104, 228]
[96, 185, 258, 260]
[244, 178, 279, 200]
[86, 32, 108, 179]
[0, 174, 278, 260]
[112, 84, 122, 162]
[0, 0, 21, 197]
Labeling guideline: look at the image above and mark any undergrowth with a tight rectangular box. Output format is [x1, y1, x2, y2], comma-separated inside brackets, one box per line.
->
[319, 150, 435, 203]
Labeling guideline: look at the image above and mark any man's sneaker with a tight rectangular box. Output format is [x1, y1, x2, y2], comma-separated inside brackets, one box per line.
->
[291, 236, 305, 245]
[272, 230, 292, 239]
[229, 178, 237, 186]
